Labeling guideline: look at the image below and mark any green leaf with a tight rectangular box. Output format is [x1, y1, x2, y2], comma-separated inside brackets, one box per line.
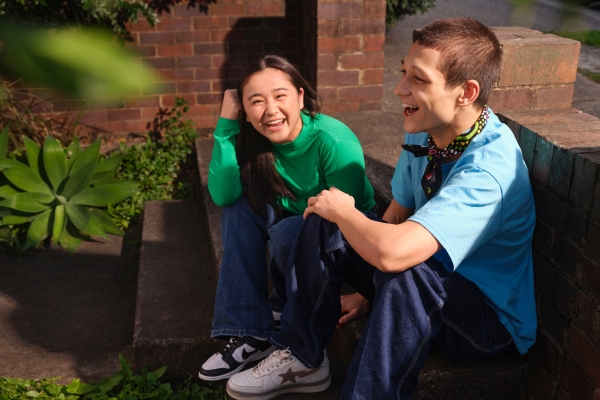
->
[0, 192, 54, 213]
[119, 354, 134, 382]
[25, 390, 40, 397]
[43, 136, 68, 192]
[66, 137, 82, 168]
[70, 181, 138, 207]
[152, 366, 168, 379]
[65, 202, 107, 238]
[94, 152, 123, 178]
[23, 208, 52, 250]
[68, 140, 99, 177]
[61, 160, 96, 200]
[90, 209, 123, 236]
[58, 221, 84, 252]
[0, 213, 37, 226]
[23, 137, 41, 176]
[52, 204, 66, 244]
[0, 157, 20, 171]
[0, 184, 21, 199]
[0, 125, 9, 158]
[44, 383, 62, 396]
[98, 373, 124, 394]
[2, 161, 53, 195]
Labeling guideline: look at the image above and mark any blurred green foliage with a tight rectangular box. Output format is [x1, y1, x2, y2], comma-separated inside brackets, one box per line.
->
[386, 0, 438, 27]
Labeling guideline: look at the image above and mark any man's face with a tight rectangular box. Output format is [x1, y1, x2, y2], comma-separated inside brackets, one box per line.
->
[394, 43, 464, 137]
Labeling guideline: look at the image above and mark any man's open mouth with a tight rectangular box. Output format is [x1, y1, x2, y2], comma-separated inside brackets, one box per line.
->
[403, 103, 419, 117]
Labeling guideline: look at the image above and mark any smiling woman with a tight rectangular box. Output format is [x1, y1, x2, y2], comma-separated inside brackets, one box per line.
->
[201, 54, 376, 384]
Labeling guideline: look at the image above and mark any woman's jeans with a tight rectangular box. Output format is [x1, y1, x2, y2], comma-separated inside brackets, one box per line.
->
[269, 214, 515, 399]
[211, 197, 304, 339]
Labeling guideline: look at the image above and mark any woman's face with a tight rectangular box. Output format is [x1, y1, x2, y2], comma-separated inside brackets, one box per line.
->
[241, 68, 305, 144]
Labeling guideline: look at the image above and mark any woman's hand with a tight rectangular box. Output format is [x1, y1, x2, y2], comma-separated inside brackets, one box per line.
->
[336, 292, 371, 329]
[220, 89, 242, 120]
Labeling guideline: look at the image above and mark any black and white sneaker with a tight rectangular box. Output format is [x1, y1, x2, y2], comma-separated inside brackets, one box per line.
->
[199, 336, 275, 381]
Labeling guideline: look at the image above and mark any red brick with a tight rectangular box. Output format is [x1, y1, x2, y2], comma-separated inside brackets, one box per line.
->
[157, 44, 193, 57]
[594, 388, 600, 400]
[175, 30, 210, 43]
[172, 3, 210, 18]
[128, 18, 156, 32]
[132, 45, 156, 57]
[229, 41, 263, 55]
[321, 102, 361, 115]
[99, 121, 126, 133]
[162, 94, 196, 107]
[125, 96, 161, 108]
[211, 3, 245, 16]
[155, 18, 192, 32]
[318, 54, 338, 70]
[340, 52, 384, 69]
[363, 69, 384, 85]
[360, 101, 382, 111]
[341, 18, 385, 36]
[318, 19, 339, 37]
[498, 37, 580, 87]
[317, 87, 338, 103]
[193, 17, 229, 30]
[363, 35, 385, 52]
[537, 85, 574, 110]
[488, 87, 536, 111]
[143, 57, 176, 69]
[79, 110, 107, 124]
[197, 93, 223, 104]
[364, 0, 386, 17]
[246, 2, 283, 16]
[317, 70, 359, 86]
[529, 358, 559, 400]
[149, 82, 177, 95]
[318, 37, 361, 53]
[318, 3, 362, 19]
[211, 29, 246, 42]
[212, 80, 236, 92]
[195, 42, 226, 55]
[560, 356, 596, 400]
[124, 120, 149, 133]
[339, 85, 383, 102]
[178, 56, 211, 69]
[573, 291, 600, 346]
[139, 32, 174, 45]
[569, 325, 600, 387]
[142, 107, 159, 120]
[186, 104, 218, 116]
[159, 69, 195, 81]
[107, 109, 141, 121]
[176, 81, 211, 93]
[195, 68, 221, 80]
[193, 115, 219, 129]
[211, 54, 247, 69]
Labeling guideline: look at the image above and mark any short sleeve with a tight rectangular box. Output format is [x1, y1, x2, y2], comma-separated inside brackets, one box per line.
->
[391, 147, 416, 209]
[409, 167, 503, 270]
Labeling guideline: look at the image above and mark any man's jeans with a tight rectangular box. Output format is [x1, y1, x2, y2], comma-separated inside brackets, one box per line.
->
[270, 214, 515, 399]
[211, 197, 303, 339]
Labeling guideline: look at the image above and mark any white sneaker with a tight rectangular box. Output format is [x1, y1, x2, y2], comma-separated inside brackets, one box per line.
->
[226, 349, 331, 400]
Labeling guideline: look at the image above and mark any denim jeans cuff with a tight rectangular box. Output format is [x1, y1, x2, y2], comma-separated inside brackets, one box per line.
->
[211, 328, 275, 340]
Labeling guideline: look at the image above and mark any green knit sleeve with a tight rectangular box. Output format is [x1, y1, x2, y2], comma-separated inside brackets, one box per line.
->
[208, 117, 243, 207]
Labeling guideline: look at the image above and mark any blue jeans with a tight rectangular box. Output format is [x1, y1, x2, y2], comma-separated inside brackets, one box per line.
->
[211, 197, 304, 339]
[269, 214, 515, 399]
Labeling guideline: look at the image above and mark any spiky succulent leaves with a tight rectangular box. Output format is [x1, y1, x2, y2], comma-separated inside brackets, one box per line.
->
[65, 138, 82, 168]
[90, 208, 123, 236]
[43, 136, 68, 194]
[23, 208, 52, 250]
[70, 181, 139, 207]
[52, 204, 66, 244]
[23, 137, 41, 178]
[0, 211, 37, 226]
[93, 152, 123, 182]
[2, 160, 53, 196]
[0, 126, 8, 158]
[0, 192, 54, 213]
[61, 141, 100, 200]
[0, 184, 20, 199]
[65, 202, 108, 239]
[58, 221, 86, 252]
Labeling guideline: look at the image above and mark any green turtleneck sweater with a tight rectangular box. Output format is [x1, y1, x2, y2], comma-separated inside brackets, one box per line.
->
[208, 112, 375, 215]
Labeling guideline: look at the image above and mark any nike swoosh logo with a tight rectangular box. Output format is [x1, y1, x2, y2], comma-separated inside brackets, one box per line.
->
[232, 344, 257, 363]
[241, 347, 257, 359]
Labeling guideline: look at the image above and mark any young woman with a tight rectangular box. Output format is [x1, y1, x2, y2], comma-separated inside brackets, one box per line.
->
[199, 55, 375, 381]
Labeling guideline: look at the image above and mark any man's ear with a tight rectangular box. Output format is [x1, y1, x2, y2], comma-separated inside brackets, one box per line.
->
[457, 79, 480, 107]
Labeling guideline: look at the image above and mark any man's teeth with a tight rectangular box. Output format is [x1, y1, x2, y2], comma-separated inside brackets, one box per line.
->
[265, 119, 284, 126]
[403, 103, 419, 109]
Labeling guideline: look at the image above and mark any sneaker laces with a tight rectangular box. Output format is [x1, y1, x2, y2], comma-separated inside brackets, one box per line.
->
[253, 349, 292, 375]
[218, 336, 242, 357]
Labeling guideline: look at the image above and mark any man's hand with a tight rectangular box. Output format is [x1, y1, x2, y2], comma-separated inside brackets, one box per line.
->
[336, 293, 371, 329]
[303, 187, 355, 222]
[220, 89, 242, 120]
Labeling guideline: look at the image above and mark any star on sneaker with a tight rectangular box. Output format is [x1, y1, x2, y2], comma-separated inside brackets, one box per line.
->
[199, 336, 275, 381]
[226, 349, 331, 400]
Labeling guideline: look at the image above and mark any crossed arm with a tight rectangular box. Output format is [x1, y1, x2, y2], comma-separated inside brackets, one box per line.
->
[302, 187, 442, 326]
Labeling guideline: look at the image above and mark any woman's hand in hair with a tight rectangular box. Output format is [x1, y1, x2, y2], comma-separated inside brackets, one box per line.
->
[220, 89, 242, 120]
[303, 186, 355, 222]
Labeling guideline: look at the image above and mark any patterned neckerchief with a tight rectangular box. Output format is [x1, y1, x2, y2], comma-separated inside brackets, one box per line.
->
[401, 106, 490, 200]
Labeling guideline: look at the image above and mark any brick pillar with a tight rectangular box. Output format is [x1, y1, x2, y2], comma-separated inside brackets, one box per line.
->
[489, 27, 580, 112]
[316, 0, 386, 114]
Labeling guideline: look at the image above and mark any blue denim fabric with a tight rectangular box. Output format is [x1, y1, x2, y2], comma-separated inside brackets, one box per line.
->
[269, 214, 515, 399]
[211, 197, 303, 339]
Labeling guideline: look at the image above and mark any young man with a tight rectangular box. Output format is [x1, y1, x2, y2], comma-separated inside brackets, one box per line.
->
[225, 17, 537, 399]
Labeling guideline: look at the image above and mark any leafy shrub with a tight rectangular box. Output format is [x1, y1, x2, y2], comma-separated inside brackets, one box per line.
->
[386, 0, 438, 27]
[0, 354, 226, 400]
[109, 98, 198, 230]
[0, 127, 138, 252]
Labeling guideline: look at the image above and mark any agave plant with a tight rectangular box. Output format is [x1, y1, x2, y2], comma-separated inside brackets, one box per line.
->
[0, 126, 139, 251]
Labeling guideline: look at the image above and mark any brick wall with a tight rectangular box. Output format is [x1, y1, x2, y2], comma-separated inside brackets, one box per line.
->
[496, 108, 600, 400]
[489, 27, 580, 112]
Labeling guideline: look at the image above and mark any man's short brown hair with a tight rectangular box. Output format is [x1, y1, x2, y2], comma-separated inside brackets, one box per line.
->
[414, 18, 501, 108]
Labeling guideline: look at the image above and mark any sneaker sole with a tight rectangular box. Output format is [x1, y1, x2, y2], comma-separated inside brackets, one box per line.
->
[226, 374, 331, 400]
[198, 345, 276, 381]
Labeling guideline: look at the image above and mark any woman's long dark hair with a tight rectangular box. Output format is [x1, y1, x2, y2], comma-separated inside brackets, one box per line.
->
[236, 55, 321, 217]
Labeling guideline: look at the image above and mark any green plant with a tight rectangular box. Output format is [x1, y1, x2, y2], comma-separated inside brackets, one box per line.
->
[109, 98, 198, 229]
[579, 68, 600, 84]
[0, 126, 138, 252]
[386, 0, 438, 28]
[550, 30, 600, 47]
[0, 354, 227, 400]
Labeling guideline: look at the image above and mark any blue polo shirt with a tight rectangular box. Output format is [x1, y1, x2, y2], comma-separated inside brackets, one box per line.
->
[391, 109, 537, 354]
